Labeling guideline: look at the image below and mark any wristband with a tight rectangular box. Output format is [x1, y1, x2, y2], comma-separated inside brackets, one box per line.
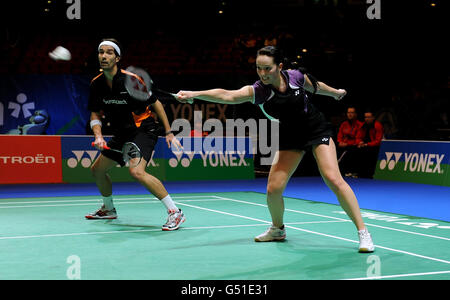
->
[90, 119, 102, 129]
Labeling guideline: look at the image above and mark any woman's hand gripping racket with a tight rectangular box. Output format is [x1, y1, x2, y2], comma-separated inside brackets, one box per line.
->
[91, 142, 143, 168]
[124, 66, 193, 103]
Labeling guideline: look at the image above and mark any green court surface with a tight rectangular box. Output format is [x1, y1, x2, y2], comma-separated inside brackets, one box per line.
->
[0, 191, 449, 280]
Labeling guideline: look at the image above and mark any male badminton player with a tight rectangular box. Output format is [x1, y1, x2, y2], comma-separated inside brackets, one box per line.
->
[176, 46, 374, 252]
[87, 38, 185, 231]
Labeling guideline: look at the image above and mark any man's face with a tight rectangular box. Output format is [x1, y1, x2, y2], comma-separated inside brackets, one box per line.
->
[347, 108, 357, 120]
[364, 112, 375, 124]
[98, 45, 119, 70]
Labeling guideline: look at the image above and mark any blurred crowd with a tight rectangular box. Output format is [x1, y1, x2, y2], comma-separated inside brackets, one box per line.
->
[2, 25, 448, 143]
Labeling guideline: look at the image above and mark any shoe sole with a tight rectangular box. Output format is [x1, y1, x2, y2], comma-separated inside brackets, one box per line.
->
[254, 236, 286, 242]
[162, 216, 186, 231]
[85, 215, 117, 220]
[358, 247, 375, 253]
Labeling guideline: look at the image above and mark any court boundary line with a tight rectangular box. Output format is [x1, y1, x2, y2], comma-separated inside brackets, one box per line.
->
[0, 221, 345, 241]
[2, 192, 449, 242]
[174, 200, 450, 266]
[343, 270, 450, 280]
[1, 192, 449, 279]
[0, 196, 227, 209]
[2, 187, 449, 223]
[212, 195, 450, 242]
[241, 190, 450, 224]
[0, 195, 214, 205]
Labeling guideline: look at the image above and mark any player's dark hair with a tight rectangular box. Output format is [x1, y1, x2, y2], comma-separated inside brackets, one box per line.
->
[101, 38, 122, 57]
[257, 46, 285, 65]
[256, 46, 319, 94]
[347, 105, 358, 112]
[299, 67, 319, 94]
[364, 108, 376, 116]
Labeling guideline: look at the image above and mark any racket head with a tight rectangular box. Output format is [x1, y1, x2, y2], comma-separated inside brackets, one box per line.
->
[125, 66, 187, 103]
[122, 142, 143, 167]
[124, 66, 153, 101]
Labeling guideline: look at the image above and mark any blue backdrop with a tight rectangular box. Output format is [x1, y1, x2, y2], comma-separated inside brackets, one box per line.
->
[0, 75, 91, 135]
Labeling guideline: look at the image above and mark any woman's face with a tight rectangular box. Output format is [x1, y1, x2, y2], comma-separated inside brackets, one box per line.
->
[256, 55, 282, 85]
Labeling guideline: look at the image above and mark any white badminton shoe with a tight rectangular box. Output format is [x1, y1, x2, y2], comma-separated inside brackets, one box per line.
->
[162, 209, 185, 231]
[85, 205, 117, 220]
[255, 225, 286, 242]
[358, 228, 375, 253]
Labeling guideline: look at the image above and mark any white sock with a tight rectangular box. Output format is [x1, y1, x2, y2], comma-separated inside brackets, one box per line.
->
[160, 195, 178, 213]
[103, 195, 114, 210]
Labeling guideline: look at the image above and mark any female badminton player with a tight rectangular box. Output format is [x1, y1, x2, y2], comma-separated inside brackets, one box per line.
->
[87, 38, 185, 231]
[176, 46, 374, 252]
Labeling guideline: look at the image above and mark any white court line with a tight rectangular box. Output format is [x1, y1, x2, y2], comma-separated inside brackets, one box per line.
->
[0, 195, 215, 205]
[343, 270, 450, 280]
[0, 198, 226, 209]
[174, 201, 450, 266]
[2, 193, 449, 242]
[0, 221, 343, 241]
[212, 195, 450, 242]
[213, 195, 350, 222]
[2, 193, 450, 265]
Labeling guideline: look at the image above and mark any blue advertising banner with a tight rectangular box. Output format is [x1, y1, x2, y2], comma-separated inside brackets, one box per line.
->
[61, 135, 140, 183]
[0, 75, 90, 135]
[374, 140, 450, 186]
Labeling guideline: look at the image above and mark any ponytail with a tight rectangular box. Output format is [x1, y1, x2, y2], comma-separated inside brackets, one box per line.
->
[298, 67, 319, 95]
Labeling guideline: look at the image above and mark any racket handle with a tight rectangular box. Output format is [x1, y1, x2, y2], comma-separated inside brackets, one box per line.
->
[169, 92, 193, 104]
[91, 142, 110, 150]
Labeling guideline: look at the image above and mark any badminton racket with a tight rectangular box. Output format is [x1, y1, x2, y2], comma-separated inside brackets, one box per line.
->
[124, 66, 193, 103]
[91, 141, 143, 167]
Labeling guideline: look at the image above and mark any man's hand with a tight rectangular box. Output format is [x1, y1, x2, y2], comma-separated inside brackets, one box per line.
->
[166, 133, 183, 151]
[92, 136, 107, 150]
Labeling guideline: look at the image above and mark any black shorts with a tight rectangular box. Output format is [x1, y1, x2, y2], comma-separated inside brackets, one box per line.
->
[278, 112, 334, 151]
[102, 128, 158, 167]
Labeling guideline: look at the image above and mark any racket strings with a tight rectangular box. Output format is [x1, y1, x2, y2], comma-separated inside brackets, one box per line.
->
[122, 143, 142, 166]
[130, 76, 149, 93]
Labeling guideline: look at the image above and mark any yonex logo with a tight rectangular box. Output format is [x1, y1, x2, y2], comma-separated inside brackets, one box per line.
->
[169, 151, 195, 168]
[171, 111, 278, 166]
[322, 137, 329, 142]
[67, 150, 158, 168]
[379, 152, 402, 170]
[379, 151, 445, 174]
[67, 151, 99, 168]
[404, 153, 445, 174]
[168, 151, 248, 168]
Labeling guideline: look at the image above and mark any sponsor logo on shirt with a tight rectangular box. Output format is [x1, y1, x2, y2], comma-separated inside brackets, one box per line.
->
[103, 99, 128, 105]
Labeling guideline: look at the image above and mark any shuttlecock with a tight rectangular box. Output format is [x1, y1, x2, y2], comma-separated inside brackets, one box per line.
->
[49, 46, 71, 61]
